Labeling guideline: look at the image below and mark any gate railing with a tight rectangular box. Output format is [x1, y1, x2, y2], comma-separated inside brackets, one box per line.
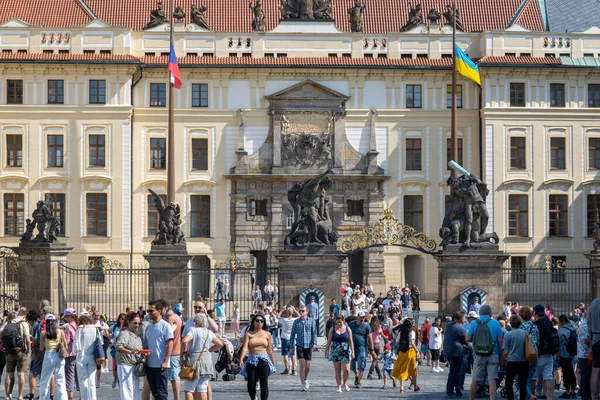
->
[0, 247, 19, 312]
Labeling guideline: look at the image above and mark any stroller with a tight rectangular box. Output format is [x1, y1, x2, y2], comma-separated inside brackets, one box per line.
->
[214, 338, 242, 381]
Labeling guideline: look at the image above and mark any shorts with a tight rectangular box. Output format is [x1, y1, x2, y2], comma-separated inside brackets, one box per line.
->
[536, 354, 554, 381]
[6, 351, 28, 373]
[281, 339, 294, 357]
[182, 374, 210, 393]
[472, 353, 499, 381]
[296, 346, 313, 361]
[383, 368, 393, 377]
[420, 344, 430, 355]
[168, 355, 181, 381]
[430, 349, 441, 361]
[402, 307, 409, 316]
[29, 351, 44, 376]
[593, 341, 600, 369]
[351, 349, 367, 372]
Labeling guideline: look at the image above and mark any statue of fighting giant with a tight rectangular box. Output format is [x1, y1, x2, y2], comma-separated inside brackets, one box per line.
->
[440, 161, 499, 247]
[285, 169, 338, 247]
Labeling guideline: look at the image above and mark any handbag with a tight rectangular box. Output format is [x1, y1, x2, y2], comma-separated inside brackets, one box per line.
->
[179, 360, 195, 381]
[94, 329, 106, 366]
[525, 333, 537, 366]
[57, 331, 68, 359]
[133, 354, 146, 377]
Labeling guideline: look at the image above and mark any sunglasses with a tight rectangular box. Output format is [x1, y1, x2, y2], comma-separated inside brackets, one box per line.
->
[255, 319, 265, 324]
[194, 306, 202, 309]
[131, 322, 141, 325]
[299, 310, 307, 313]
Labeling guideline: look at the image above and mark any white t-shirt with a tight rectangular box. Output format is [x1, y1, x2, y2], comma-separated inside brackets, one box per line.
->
[279, 317, 298, 340]
[429, 325, 443, 350]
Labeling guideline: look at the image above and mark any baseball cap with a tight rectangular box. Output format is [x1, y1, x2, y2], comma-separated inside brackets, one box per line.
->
[533, 304, 545, 316]
[384, 343, 391, 351]
[62, 308, 76, 317]
[357, 310, 366, 317]
[45, 314, 56, 321]
[79, 309, 90, 317]
[467, 311, 479, 319]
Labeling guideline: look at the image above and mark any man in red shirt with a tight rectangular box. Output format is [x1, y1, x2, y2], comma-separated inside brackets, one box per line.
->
[419, 317, 432, 366]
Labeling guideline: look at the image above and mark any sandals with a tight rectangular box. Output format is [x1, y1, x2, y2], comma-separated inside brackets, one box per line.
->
[414, 386, 422, 392]
[400, 388, 405, 393]
[344, 385, 351, 392]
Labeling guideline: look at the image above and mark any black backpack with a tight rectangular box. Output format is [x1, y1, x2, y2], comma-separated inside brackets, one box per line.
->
[566, 328, 578, 357]
[540, 320, 560, 355]
[2, 322, 23, 355]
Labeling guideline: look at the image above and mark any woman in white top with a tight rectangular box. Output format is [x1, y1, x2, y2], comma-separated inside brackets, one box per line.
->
[429, 317, 444, 372]
[277, 307, 298, 375]
[352, 292, 365, 312]
[72, 312, 99, 400]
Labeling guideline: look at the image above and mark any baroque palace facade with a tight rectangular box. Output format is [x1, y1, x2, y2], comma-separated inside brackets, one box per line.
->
[0, 0, 599, 298]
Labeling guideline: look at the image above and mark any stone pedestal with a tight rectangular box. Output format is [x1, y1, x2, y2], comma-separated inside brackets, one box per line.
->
[585, 252, 600, 299]
[434, 245, 509, 317]
[13, 243, 72, 312]
[275, 247, 347, 333]
[144, 245, 192, 309]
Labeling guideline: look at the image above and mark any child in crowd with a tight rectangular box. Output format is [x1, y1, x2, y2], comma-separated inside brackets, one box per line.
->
[381, 343, 397, 389]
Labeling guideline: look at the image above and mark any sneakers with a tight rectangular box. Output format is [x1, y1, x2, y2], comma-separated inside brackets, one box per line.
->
[301, 382, 309, 391]
[301, 384, 307, 392]
[354, 376, 359, 386]
[438, 367, 444, 372]
[291, 369, 297, 375]
[280, 369, 289, 375]
[433, 367, 439, 372]
[112, 379, 118, 389]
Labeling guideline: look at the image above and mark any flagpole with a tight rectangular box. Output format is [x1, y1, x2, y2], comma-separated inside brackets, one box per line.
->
[167, 0, 175, 204]
[451, 0, 458, 178]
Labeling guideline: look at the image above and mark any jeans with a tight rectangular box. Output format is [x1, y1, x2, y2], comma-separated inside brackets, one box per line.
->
[76, 354, 97, 400]
[506, 361, 529, 400]
[270, 328, 280, 348]
[39, 350, 67, 400]
[145, 366, 168, 400]
[446, 355, 467, 394]
[246, 359, 269, 400]
[118, 364, 140, 400]
[577, 358, 592, 400]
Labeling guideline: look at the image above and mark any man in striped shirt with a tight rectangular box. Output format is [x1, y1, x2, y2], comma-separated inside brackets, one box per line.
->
[289, 305, 317, 391]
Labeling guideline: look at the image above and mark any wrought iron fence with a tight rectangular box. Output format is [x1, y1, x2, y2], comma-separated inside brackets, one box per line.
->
[58, 259, 148, 322]
[0, 247, 19, 312]
[502, 264, 592, 316]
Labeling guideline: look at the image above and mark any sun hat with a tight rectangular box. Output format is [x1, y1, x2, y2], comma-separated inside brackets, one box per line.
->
[62, 308, 76, 317]
[467, 311, 479, 319]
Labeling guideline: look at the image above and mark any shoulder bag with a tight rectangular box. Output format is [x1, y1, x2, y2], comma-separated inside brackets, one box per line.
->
[133, 354, 147, 377]
[524, 332, 537, 366]
[94, 329, 106, 366]
[179, 330, 211, 381]
[57, 330, 68, 359]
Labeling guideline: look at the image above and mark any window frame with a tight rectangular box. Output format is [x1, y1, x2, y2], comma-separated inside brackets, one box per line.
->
[88, 134, 106, 168]
[6, 79, 23, 104]
[249, 199, 268, 217]
[589, 137, 600, 170]
[191, 83, 209, 108]
[191, 138, 209, 171]
[190, 195, 211, 238]
[47, 134, 64, 168]
[405, 84, 422, 109]
[403, 195, 423, 232]
[508, 194, 528, 237]
[549, 83, 565, 107]
[548, 194, 568, 237]
[5, 134, 23, 167]
[149, 82, 166, 107]
[550, 255, 567, 284]
[150, 137, 167, 170]
[44, 193, 66, 237]
[510, 256, 527, 284]
[588, 84, 600, 107]
[347, 199, 365, 217]
[405, 138, 422, 171]
[47, 79, 64, 105]
[510, 136, 526, 170]
[87, 256, 106, 284]
[85, 193, 108, 237]
[88, 79, 106, 105]
[550, 137, 566, 170]
[446, 84, 463, 108]
[3, 193, 24, 236]
[509, 82, 526, 107]
[587, 194, 600, 237]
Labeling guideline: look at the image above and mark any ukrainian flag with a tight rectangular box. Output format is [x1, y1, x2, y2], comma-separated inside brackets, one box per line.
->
[455, 44, 481, 85]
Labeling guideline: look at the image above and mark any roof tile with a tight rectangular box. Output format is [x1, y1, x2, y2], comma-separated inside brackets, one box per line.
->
[0, 0, 93, 28]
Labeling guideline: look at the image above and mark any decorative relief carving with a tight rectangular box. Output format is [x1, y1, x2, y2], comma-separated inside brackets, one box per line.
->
[280, 112, 333, 168]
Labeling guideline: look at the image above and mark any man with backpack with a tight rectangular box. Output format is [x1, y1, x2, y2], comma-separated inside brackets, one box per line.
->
[1, 310, 30, 400]
[466, 304, 504, 400]
[533, 304, 560, 400]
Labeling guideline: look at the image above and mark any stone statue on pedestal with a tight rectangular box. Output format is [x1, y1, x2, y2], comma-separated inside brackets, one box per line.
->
[148, 189, 186, 246]
[285, 169, 338, 247]
[173, 6, 186, 22]
[400, 1, 424, 32]
[191, 4, 210, 30]
[20, 200, 61, 243]
[280, 0, 332, 20]
[443, 4, 465, 32]
[348, 0, 366, 33]
[440, 161, 499, 248]
[427, 8, 441, 24]
[249, 0, 266, 31]
[144, 0, 168, 30]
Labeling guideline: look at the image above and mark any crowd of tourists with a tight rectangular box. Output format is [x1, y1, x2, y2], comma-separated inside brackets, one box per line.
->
[0, 287, 598, 400]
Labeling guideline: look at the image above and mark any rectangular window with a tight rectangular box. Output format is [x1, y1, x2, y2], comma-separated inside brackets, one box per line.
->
[550, 83, 565, 107]
[88, 256, 105, 284]
[551, 255, 567, 284]
[86, 193, 107, 236]
[6, 134, 22, 167]
[510, 83, 525, 107]
[548, 194, 568, 237]
[404, 195, 423, 232]
[587, 194, 600, 237]
[147, 194, 167, 237]
[44, 193, 66, 236]
[190, 195, 211, 237]
[6, 80, 23, 104]
[510, 256, 526, 284]
[149, 83, 166, 107]
[191, 138, 208, 170]
[47, 80, 64, 104]
[3, 193, 24, 236]
[89, 80, 106, 104]
[347, 200, 365, 217]
[88, 135, 105, 167]
[192, 83, 208, 107]
[150, 138, 166, 170]
[446, 138, 463, 169]
[405, 138, 422, 170]
[446, 84, 462, 108]
[510, 137, 526, 169]
[588, 84, 600, 107]
[406, 84, 422, 108]
[47, 135, 64, 168]
[589, 138, 600, 170]
[550, 137, 566, 169]
[250, 199, 268, 217]
[508, 194, 528, 237]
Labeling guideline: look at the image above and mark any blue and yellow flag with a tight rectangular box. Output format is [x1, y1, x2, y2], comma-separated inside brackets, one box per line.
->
[455, 44, 481, 85]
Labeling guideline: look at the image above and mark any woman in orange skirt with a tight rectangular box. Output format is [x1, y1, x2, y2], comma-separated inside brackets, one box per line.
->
[391, 319, 422, 393]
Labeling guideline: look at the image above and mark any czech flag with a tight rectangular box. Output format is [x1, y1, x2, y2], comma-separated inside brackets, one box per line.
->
[455, 44, 481, 85]
[168, 43, 182, 89]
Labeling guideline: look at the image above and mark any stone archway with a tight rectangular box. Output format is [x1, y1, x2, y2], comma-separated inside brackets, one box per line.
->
[299, 285, 326, 336]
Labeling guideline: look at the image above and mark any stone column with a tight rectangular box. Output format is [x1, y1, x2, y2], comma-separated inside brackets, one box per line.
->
[271, 112, 283, 174]
[333, 113, 345, 173]
[585, 253, 600, 299]
[144, 245, 192, 309]
[434, 247, 509, 317]
[14, 243, 72, 312]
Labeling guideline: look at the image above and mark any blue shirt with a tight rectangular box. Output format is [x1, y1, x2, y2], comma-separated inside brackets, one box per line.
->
[145, 319, 174, 368]
[307, 302, 319, 319]
[470, 303, 482, 313]
[400, 294, 410, 308]
[467, 316, 504, 355]
[215, 303, 225, 318]
[329, 304, 340, 318]
[289, 317, 317, 349]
